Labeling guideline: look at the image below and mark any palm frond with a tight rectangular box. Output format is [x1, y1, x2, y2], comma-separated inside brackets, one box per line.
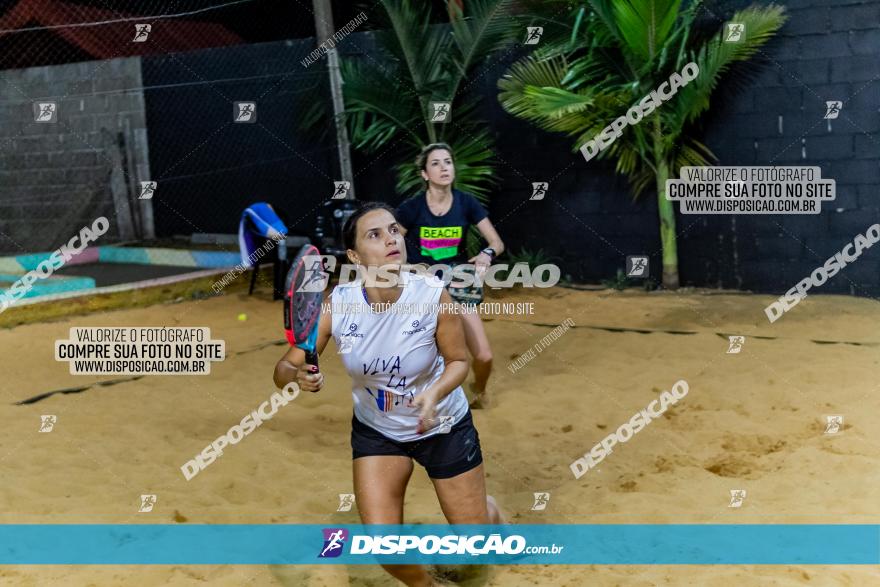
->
[670, 136, 717, 175]
[448, 0, 521, 69]
[672, 4, 787, 127]
[499, 55, 627, 133]
[447, 0, 522, 100]
[340, 58, 426, 152]
[608, 0, 683, 62]
[335, 0, 520, 198]
[380, 0, 445, 93]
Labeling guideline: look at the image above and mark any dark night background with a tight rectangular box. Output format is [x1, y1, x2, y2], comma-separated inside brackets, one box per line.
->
[1, 0, 878, 295]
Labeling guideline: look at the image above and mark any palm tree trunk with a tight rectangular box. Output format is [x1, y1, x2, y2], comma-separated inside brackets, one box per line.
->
[654, 121, 679, 289]
[312, 0, 356, 199]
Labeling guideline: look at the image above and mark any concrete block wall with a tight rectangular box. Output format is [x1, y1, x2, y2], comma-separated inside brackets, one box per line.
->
[1, 1, 876, 297]
[474, 0, 880, 296]
[0, 57, 152, 254]
[694, 0, 880, 296]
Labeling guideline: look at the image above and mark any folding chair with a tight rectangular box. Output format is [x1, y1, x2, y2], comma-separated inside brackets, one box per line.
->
[238, 202, 288, 298]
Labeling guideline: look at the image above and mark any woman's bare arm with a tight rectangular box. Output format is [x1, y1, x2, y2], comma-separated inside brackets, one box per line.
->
[273, 304, 332, 392]
[474, 217, 504, 256]
[425, 288, 469, 402]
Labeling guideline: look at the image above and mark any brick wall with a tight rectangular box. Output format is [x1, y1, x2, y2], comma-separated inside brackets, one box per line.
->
[472, 0, 880, 296]
[0, 57, 152, 254]
[692, 0, 880, 295]
[1, 1, 876, 296]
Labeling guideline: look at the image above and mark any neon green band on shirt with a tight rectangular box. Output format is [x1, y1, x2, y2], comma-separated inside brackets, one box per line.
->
[421, 245, 458, 260]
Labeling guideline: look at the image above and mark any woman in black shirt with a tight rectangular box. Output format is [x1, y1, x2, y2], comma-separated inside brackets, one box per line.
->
[396, 143, 505, 408]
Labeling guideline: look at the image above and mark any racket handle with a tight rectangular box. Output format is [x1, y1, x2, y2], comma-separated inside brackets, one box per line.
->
[305, 351, 319, 372]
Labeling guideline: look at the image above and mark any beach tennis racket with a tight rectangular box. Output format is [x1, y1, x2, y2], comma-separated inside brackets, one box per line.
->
[284, 244, 325, 372]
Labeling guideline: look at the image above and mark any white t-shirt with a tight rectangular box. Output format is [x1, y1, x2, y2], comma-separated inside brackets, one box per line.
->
[330, 274, 469, 442]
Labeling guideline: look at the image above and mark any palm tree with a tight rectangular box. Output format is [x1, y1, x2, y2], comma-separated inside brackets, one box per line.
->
[498, 1, 787, 289]
[340, 0, 521, 201]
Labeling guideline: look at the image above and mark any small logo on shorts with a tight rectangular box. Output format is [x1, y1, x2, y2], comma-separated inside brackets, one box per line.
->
[531, 492, 550, 511]
[39, 415, 57, 432]
[464, 435, 478, 459]
[337, 493, 355, 512]
[319, 528, 348, 558]
[139, 494, 157, 512]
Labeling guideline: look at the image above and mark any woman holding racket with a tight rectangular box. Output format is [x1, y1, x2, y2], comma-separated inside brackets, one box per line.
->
[395, 143, 504, 408]
[274, 202, 504, 587]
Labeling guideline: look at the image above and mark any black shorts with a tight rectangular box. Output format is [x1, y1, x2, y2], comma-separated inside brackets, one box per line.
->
[446, 264, 483, 306]
[351, 410, 483, 479]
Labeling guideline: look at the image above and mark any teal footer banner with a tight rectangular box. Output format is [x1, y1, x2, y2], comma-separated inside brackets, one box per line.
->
[2, 525, 878, 565]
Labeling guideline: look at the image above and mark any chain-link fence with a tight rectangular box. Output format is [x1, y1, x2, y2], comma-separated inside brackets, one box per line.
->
[0, 0, 346, 263]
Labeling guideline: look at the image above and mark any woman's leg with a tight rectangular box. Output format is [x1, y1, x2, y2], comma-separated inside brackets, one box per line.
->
[353, 455, 437, 587]
[431, 464, 505, 525]
[459, 311, 493, 403]
[429, 464, 506, 584]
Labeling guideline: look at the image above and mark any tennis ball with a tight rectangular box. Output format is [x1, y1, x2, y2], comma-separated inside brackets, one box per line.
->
[237, 313, 247, 321]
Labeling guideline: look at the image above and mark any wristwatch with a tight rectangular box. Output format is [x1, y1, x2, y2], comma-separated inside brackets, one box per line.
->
[481, 247, 496, 260]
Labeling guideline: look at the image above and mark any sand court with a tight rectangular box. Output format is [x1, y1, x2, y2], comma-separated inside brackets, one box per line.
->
[1, 285, 878, 585]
